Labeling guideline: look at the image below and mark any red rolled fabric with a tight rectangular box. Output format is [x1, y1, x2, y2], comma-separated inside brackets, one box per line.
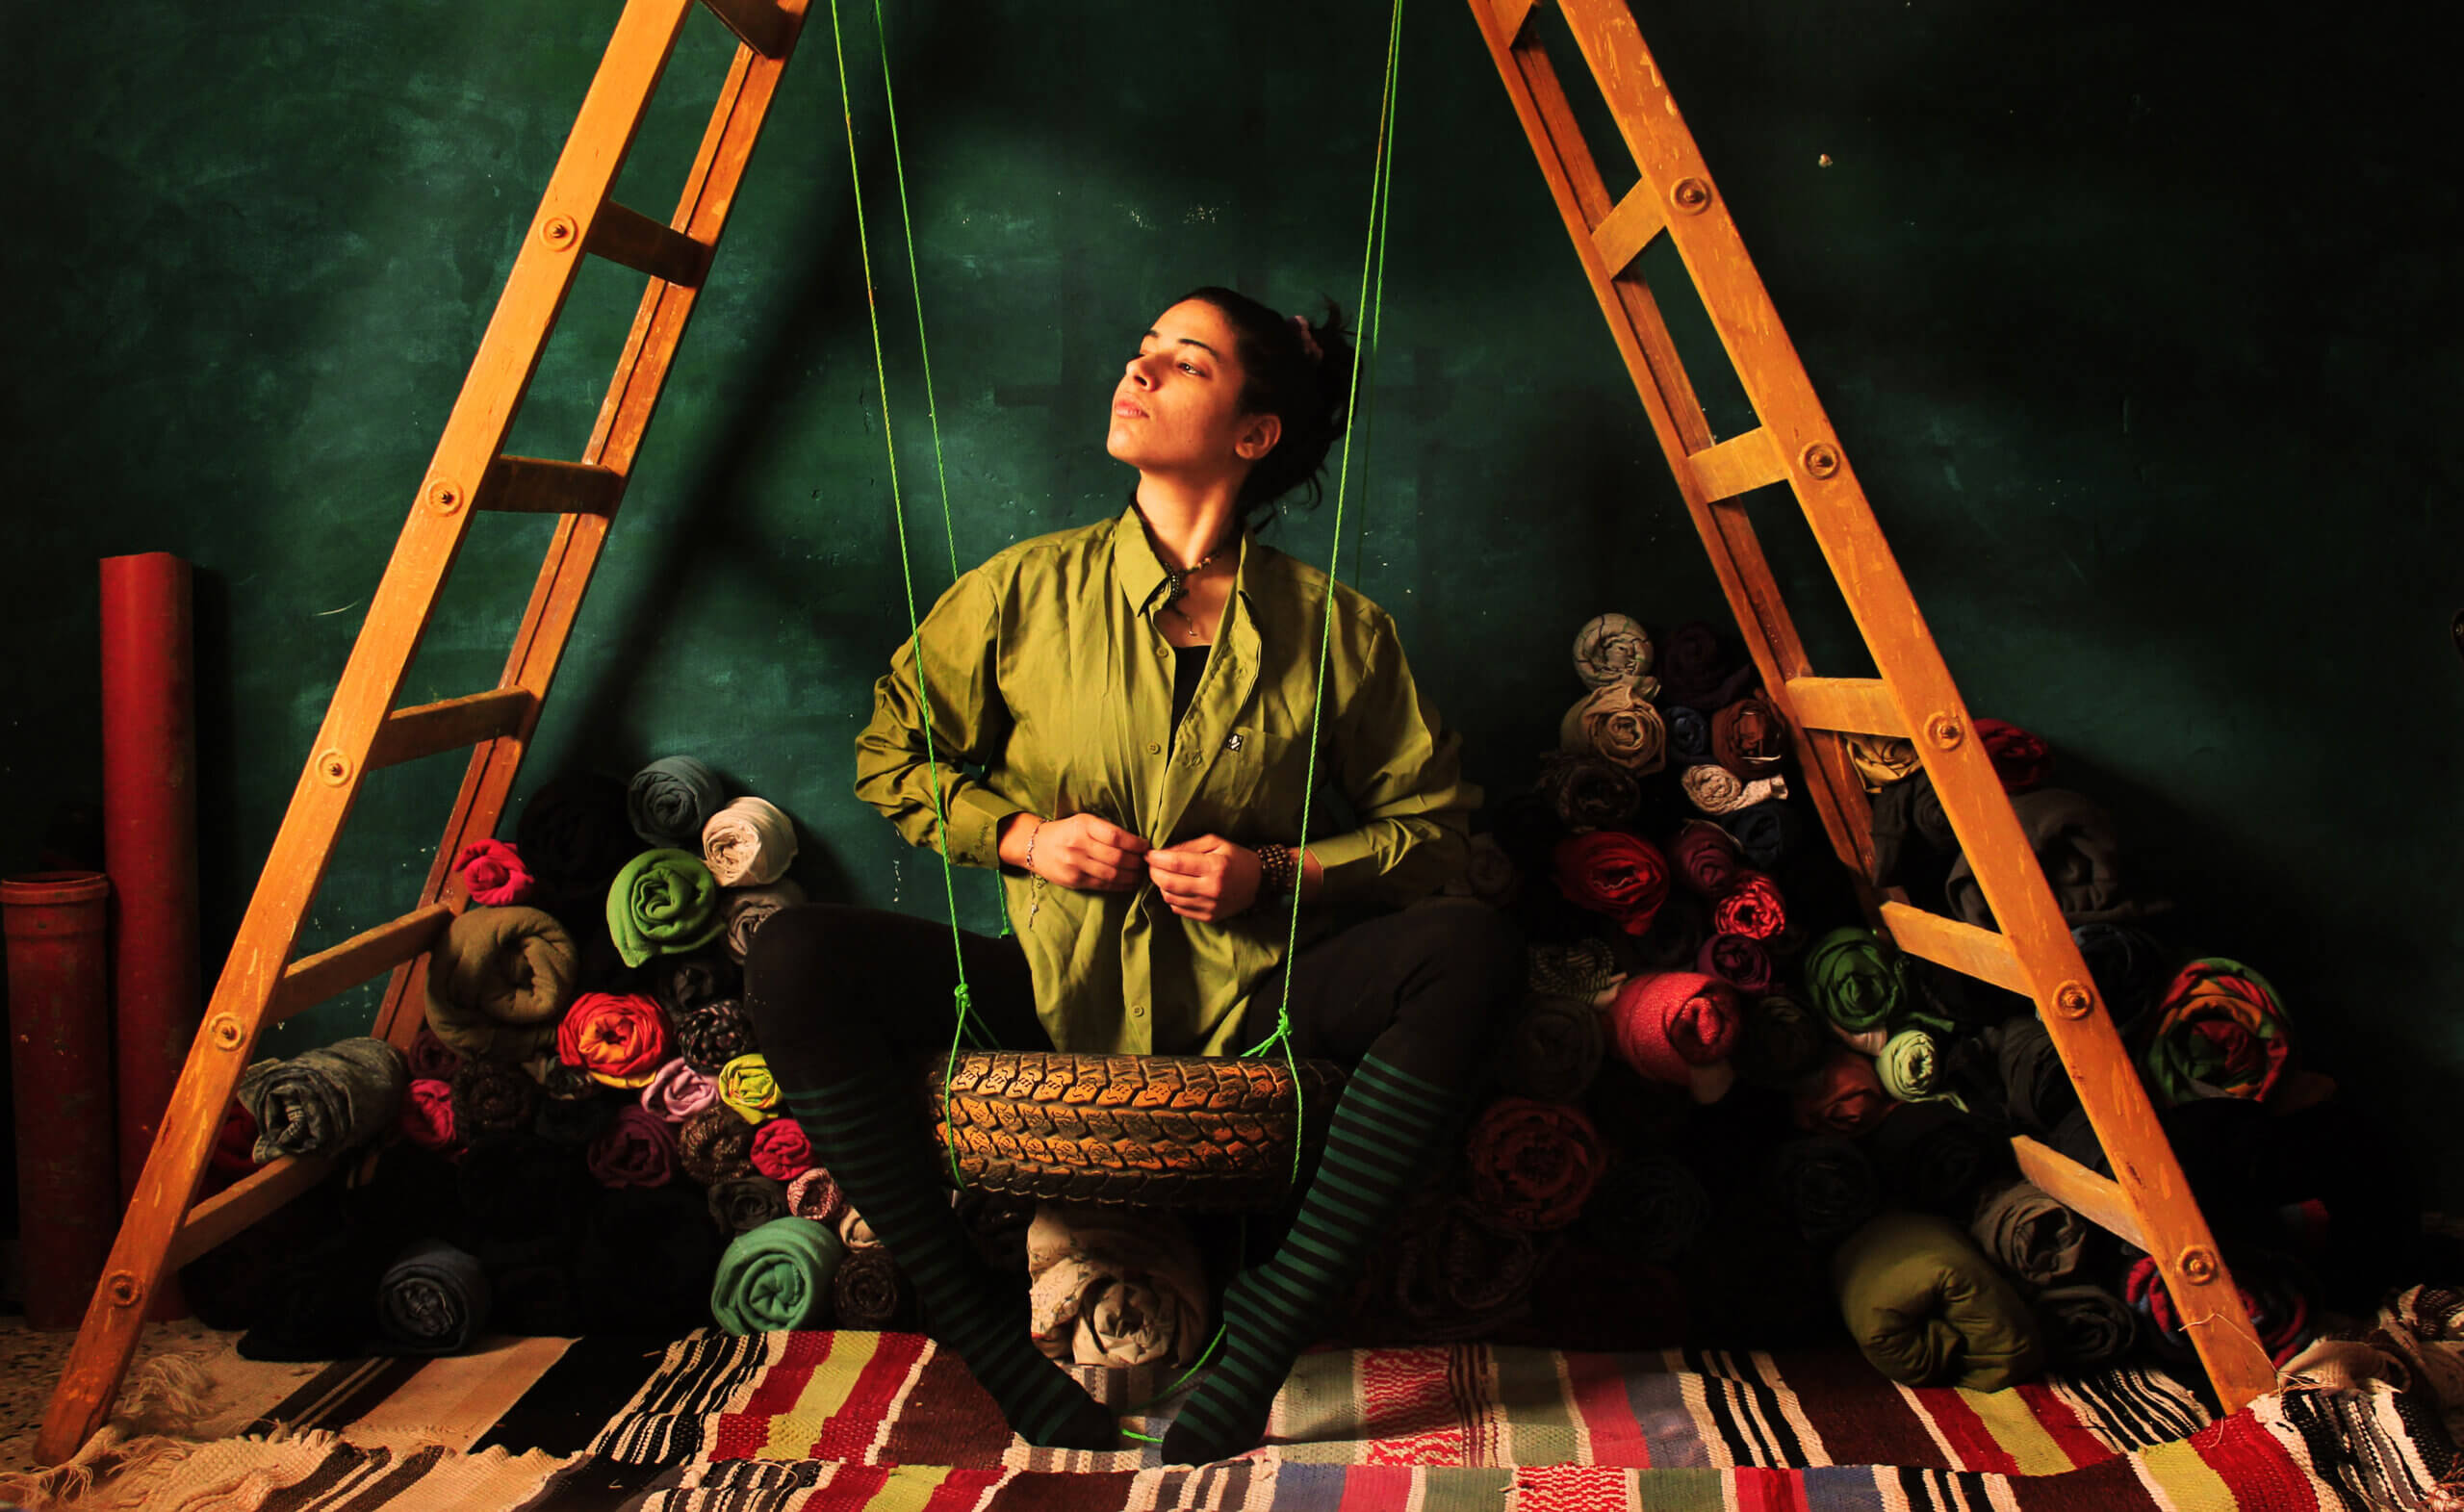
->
[1709, 694, 1789, 779]
[1790, 1046, 1898, 1137]
[1975, 718, 2051, 793]
[1670, 820, 1747, 899]
[787, 1166, 847, 1224]
[1710, 871, 1786, 941]
[209, 1102, 262, 1181]
[406, 1026, 462, 1084]
[586, 1105, 679, 1189]
[1608, 971, 1741, 1100]
[1551, 831, 1671, 936]
[1465, 1097, 1605, 1231]
[1697, 933, 1774, 995]
[750, 1116, 816, 1181]
[3, 871, 119, 1329]
[398, 1078, 458, 1154]
[454, 838, 537, 907]
[557, 991, 674, 1089]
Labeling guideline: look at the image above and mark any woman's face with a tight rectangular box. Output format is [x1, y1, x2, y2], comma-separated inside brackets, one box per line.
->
[1106, 297, 1281, 481]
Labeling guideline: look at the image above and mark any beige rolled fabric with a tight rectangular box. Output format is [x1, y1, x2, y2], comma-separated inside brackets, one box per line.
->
[703, 796, 800, 887]
[1680, 763, 1790, 815]
[1572, 613, 1654, 689]
[1559, 680, 1668, 775]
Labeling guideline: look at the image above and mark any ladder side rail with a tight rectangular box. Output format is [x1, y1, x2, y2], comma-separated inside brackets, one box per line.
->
[373, 17, 807, 1042]
[1468, 0, 1885, 891]
[1545, 0, 2276, 1409]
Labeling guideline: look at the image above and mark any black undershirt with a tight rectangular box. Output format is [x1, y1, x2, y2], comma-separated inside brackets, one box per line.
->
[1169, 644, 1209, 748]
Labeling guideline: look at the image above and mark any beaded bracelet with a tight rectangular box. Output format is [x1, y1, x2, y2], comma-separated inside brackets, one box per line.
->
[1255, 841, 1298, 899]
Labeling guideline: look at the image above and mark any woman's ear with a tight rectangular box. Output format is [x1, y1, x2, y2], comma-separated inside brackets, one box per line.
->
[1234, 412, 1283, 462]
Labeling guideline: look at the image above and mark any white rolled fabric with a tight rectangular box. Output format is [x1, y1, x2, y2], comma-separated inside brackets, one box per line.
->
[1680, 763, 1789, 816]
[1026, 1201, 1211, 1370]
[703, 796, 800, 887]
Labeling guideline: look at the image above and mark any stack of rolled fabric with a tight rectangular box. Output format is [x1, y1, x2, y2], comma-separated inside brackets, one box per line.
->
[1466, 1097, 1607, 1230]
[1382, 1194, 1540, 1343]
[1574, 1150, 1710, 1266]
[1941, 787, 2165, 933]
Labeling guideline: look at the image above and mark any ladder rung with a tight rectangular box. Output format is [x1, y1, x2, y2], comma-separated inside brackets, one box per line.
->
[1591, 179, 1667, 278]
[368, 688, 536, 772]
[698, 0, 793, 58]
[272, 903, 455, 1024]
[1783, 675, 1907, 737]
[1878, 900, 2030, 997]
[2011, 1136, 2144, 1251]
[170, 1154, 340, 1269]
[480, 456, 626, 516]
[585, 200, 712, 287]
[1688, 426, 1787, 503]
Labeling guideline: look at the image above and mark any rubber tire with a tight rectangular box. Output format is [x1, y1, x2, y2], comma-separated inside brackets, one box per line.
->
[922, 1051, 1347, 1211]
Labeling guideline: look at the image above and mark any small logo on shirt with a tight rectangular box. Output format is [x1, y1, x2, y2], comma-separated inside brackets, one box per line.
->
[1225, 732, 1245, 751]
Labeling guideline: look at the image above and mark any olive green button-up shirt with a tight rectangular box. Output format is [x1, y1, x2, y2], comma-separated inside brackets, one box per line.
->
[853, 505, 1479, 1056]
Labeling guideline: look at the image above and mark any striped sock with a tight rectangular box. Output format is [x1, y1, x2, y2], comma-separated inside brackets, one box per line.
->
[785, 1078, 1117, 1451]
[1161, 1053, 1458, 1464]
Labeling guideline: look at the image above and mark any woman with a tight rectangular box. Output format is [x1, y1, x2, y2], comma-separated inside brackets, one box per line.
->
[745, 288, 1522, 1462]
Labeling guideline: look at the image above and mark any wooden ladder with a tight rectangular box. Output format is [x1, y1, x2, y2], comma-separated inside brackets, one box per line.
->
[1468, 0, 2275, 1410]
[36, 0, 810, 1463]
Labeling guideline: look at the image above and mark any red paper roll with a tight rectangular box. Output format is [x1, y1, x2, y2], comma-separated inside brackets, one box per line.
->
[3, 871, 118, 1330]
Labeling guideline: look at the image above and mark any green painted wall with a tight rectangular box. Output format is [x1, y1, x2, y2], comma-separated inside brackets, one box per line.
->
[4, 3, 2457, 1202]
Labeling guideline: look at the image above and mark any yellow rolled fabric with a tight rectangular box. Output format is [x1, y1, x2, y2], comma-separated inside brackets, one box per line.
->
[703, 796, 799, 887]
[718, 1052, 783, 1124]
[423, 906, 579, 1064]
[1834, 1211, 2044, 1391]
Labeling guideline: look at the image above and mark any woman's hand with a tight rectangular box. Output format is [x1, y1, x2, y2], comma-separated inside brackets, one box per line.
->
[1004, 812, 1149, 891]
[1146, 834, 1263, 922]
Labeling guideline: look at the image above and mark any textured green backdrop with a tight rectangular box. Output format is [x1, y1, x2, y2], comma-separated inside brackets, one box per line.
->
[3, 2, 2457, 1202]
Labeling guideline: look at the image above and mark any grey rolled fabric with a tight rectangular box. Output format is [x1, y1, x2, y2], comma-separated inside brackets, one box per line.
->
[629, 756, 728, 848]
[723, 881, 808, 962]
[1573, 612, 1654, 689]
[1499, 994, 1607, 1103]
[237, 1037, 409, 1163]
[1969, 1178, 2091, 1287]
[1943, 787, 2165, 932]
[707, 1174, 792, 1235]
[376, 1238, 492, 1354]
[2034, 1284, 2138, 1369]
[1527, 938, 1625, 1003]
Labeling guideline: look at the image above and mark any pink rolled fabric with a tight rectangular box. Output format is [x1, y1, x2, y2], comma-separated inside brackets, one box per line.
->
[1791, 1046, 1898, 1137]
[454, 838, 537, 907]
[1697, 934, 1774, 995]
[787, 1166, 847, 1224]
[1608, 971, 1741, 1102]
[750, 1116, 816, 1181]
[586, 1105, 678, 1188]
[1670, 820, 1747, 899]
[1710, 872, 1786, 941]
[639, 1057, 719, 1123]
[398, 1078, 457, 1153]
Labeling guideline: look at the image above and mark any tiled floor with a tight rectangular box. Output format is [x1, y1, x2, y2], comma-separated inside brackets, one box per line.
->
[0, 1313, 322, 1476]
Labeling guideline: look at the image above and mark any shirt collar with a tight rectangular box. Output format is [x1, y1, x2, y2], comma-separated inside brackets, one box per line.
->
[1112, 501, 1256, 616]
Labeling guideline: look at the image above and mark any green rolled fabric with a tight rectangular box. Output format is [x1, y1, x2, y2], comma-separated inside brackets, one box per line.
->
[236, 1037, 409, 1162]
[605, 849, 726, 969]
[422, 906, 578, 1064]
[1833, 1210, 2044, 1391]
[710, 1215, 846, 1334]
[1803, 927, 1908, 1038]
[1877, 1030, 1967, 1113]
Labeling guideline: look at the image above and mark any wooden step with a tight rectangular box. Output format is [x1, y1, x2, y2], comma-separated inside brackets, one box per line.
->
[585, 201, 712, 287]
[1877, 900, 2030, 997]
[2011, 1135, 2144, 1250]
[169, 1155, 341, 1269]
[1590, 179, 1665, 277]
[699, 0, 794, 57]
[1688, 426, 1787, 503]
[1783, 675, 1906, 738]
[270, 903, 455, 1024]
[367, 688, 536, 771]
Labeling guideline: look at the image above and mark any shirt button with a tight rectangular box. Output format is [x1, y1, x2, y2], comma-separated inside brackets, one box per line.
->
[1146, 741, 1163, 755]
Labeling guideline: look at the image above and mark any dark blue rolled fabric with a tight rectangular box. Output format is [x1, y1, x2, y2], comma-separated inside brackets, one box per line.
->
[377, 1238, 492, 1354]
[628, 756, 727, 848]
[1719, 803, 1802, 871]
[2070, 922, 2170, 1039]
[1765, 1135, 1884, 1249]
[1665, 705, 1713, 766]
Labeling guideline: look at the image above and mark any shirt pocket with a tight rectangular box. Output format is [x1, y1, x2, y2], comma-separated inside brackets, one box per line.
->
[1199, 725, 1299, 833]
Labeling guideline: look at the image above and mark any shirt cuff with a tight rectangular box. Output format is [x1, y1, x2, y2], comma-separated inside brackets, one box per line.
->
[945, 785, 1028, 869]
[1301, 830, 1382, 904]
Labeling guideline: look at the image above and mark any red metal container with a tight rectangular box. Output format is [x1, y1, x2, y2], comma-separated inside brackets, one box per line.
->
[3, 870, 118, 1330]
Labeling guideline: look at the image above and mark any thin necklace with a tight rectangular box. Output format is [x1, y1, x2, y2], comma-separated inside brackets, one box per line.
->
[1136, 504, 1235, 623]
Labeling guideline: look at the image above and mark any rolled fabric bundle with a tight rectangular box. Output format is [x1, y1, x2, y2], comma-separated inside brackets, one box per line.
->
[1943, 788, 2157, 931]
[1577, 1152, 1709, 1266]
[458, 1132, 590, 1253]
[1974, 717, 2051, 793]
[1970, 1179, 2090, 1287]
[833, 1247, 915, 1330]
[1656, 622, 1733, 707]
[640, 1057, 719, 1123]
[836, 1206, 884, 1251]
[1026, 1201, 1212, 1368]
[454, 838, 536, 907]
[1573, 612, 1654, 688]
[1735, 991, 1827, 1089]
[1845, 734, 1923, 792]
[1680, 762, 1788, 815]
[1717, 802, 1801, 871]
[723, 881, 807, 962]
[399, 1079, 458, 1154]
[407, 1026, 462, 1084]
[1462, 834, 1521, 905]
[1665, 705, 1713, 766]
[1697, 934, 1773, 995]
[1709, 871, 1785, 941]
[1791, 1046, 1897, 1137]
[1834, 1211, 2044, 1389]
[1671, 820, 1747, 899]
[674, 997, 759, 1076]
[1632, 891, 1709, 972]
[534, 1089, 619, 1151]
[711, 1215, 845, 1334]
[1538, 754, 1641, 831]
[1804, 927, 1908, 1040]
[708, 1174, 791, 1235]
[2123, 1251, 2314, 1367]
[1499, 994, 1607, 1103]
[628, 756, 727, 848]
[516, 772, 637, 895]
[1709, 694, 1788, 780]
[449, 1058, 538, 1145]
[1390, 1194, 1538, 1343]
[959, 1190, 1039, 1280]
[1877, 1029, 1965, 1112]
[423, 906, 578, 1064]
[573, 1184, 724, 1336]
[2071, 923, 2170, 1039]
[2034, 1284, 2137, 1369]
[1527, 938, 1625, 1003]
[648, 951, 743, 1020]
[585, 1105, 677, 1189]
[718, 1052, 783, 1123]
[1766, 1136, 1885, 1249]
[557, 990, 674, 1090]
[377, 1238, 491, 1354]
[238, 1038, 409, 1162]
[210, 1104, 263, 1183]
[787, 1166, 848, 1225]
[703, 796, 799, 888]
[1559, 680, 1668, 775]
[606, 849, 726, 969]
[1867, 1102, 2008, 1217]
[1551, 831, 1672, 936]
[678, 1104, 757, 1185]
[750, 1116, 815, 1181]
[1991, 1018, 2080, 1137]
[2142, 957, 2292, 1107]
[531, 1056, 600, 1101]
[1466, 1096, 1607, 1231]
[1607, 972, 1741, 1102]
